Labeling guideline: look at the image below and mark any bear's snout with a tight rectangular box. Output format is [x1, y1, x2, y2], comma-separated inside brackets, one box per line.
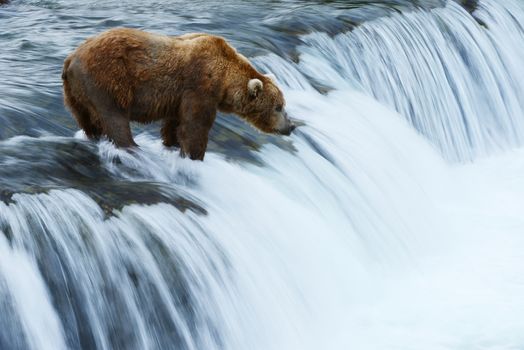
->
[277, 113, 296, 136]
[281, 123, 296, 136]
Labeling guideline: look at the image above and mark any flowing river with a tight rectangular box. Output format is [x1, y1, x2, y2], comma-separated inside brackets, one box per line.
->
[1, 0, 524, 349]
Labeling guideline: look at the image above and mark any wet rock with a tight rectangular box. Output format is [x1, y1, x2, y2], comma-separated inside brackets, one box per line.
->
[460, 0, 488, 28]
[0, 138, 205, 217]
[460, 0, 478, 13]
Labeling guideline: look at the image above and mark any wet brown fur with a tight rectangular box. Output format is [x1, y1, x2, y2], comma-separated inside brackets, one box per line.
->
[62, 28, 286, 160]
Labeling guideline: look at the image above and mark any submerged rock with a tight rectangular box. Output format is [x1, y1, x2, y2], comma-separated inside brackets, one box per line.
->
[0, 137, 205, 217]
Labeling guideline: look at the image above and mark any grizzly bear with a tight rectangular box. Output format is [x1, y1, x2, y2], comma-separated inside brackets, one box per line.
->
[62, 28, 295, 160]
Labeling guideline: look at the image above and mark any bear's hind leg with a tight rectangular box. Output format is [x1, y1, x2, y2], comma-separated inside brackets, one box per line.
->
[86, 87, 137, 148]
[102, 113, 137, 148]
[161, 118, 180, 148]
[93, 102, 137, 148]
[72, 103, 103, 139]
[64, 85, 102, 139]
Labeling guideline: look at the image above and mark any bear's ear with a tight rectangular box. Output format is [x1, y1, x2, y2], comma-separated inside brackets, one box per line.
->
[248, 78, 263, 98]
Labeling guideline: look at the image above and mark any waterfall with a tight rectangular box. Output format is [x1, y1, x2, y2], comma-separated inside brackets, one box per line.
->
[298, 0, 524, 161]
[2, 0, 524, 349]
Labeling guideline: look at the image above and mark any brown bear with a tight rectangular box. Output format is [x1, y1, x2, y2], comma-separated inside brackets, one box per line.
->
[62, 28, 295, 160]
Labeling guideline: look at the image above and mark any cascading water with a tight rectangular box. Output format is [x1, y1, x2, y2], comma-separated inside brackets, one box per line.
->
[298, 0, 524, 161]
[1, 0, 524, 349]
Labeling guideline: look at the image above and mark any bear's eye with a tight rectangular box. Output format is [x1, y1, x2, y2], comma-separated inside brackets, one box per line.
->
[275, 105, 283, 112]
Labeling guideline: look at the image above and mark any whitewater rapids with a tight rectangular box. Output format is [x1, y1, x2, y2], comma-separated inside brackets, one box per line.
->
[1, 0, 524, 349]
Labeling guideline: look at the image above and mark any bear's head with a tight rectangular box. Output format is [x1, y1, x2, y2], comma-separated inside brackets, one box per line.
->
[232, 75, 295, 136]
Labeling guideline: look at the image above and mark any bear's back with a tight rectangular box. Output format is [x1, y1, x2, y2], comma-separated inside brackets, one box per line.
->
[66, 28, 258, 111]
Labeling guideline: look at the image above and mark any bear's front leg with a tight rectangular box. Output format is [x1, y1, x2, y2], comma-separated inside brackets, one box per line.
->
[161, 117, 180, 148]
[177, 94, 216, 161]
[179, 135, 209, 160]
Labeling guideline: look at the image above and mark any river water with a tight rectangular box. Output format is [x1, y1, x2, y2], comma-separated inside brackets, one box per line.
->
[1, 0, 524, 349]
